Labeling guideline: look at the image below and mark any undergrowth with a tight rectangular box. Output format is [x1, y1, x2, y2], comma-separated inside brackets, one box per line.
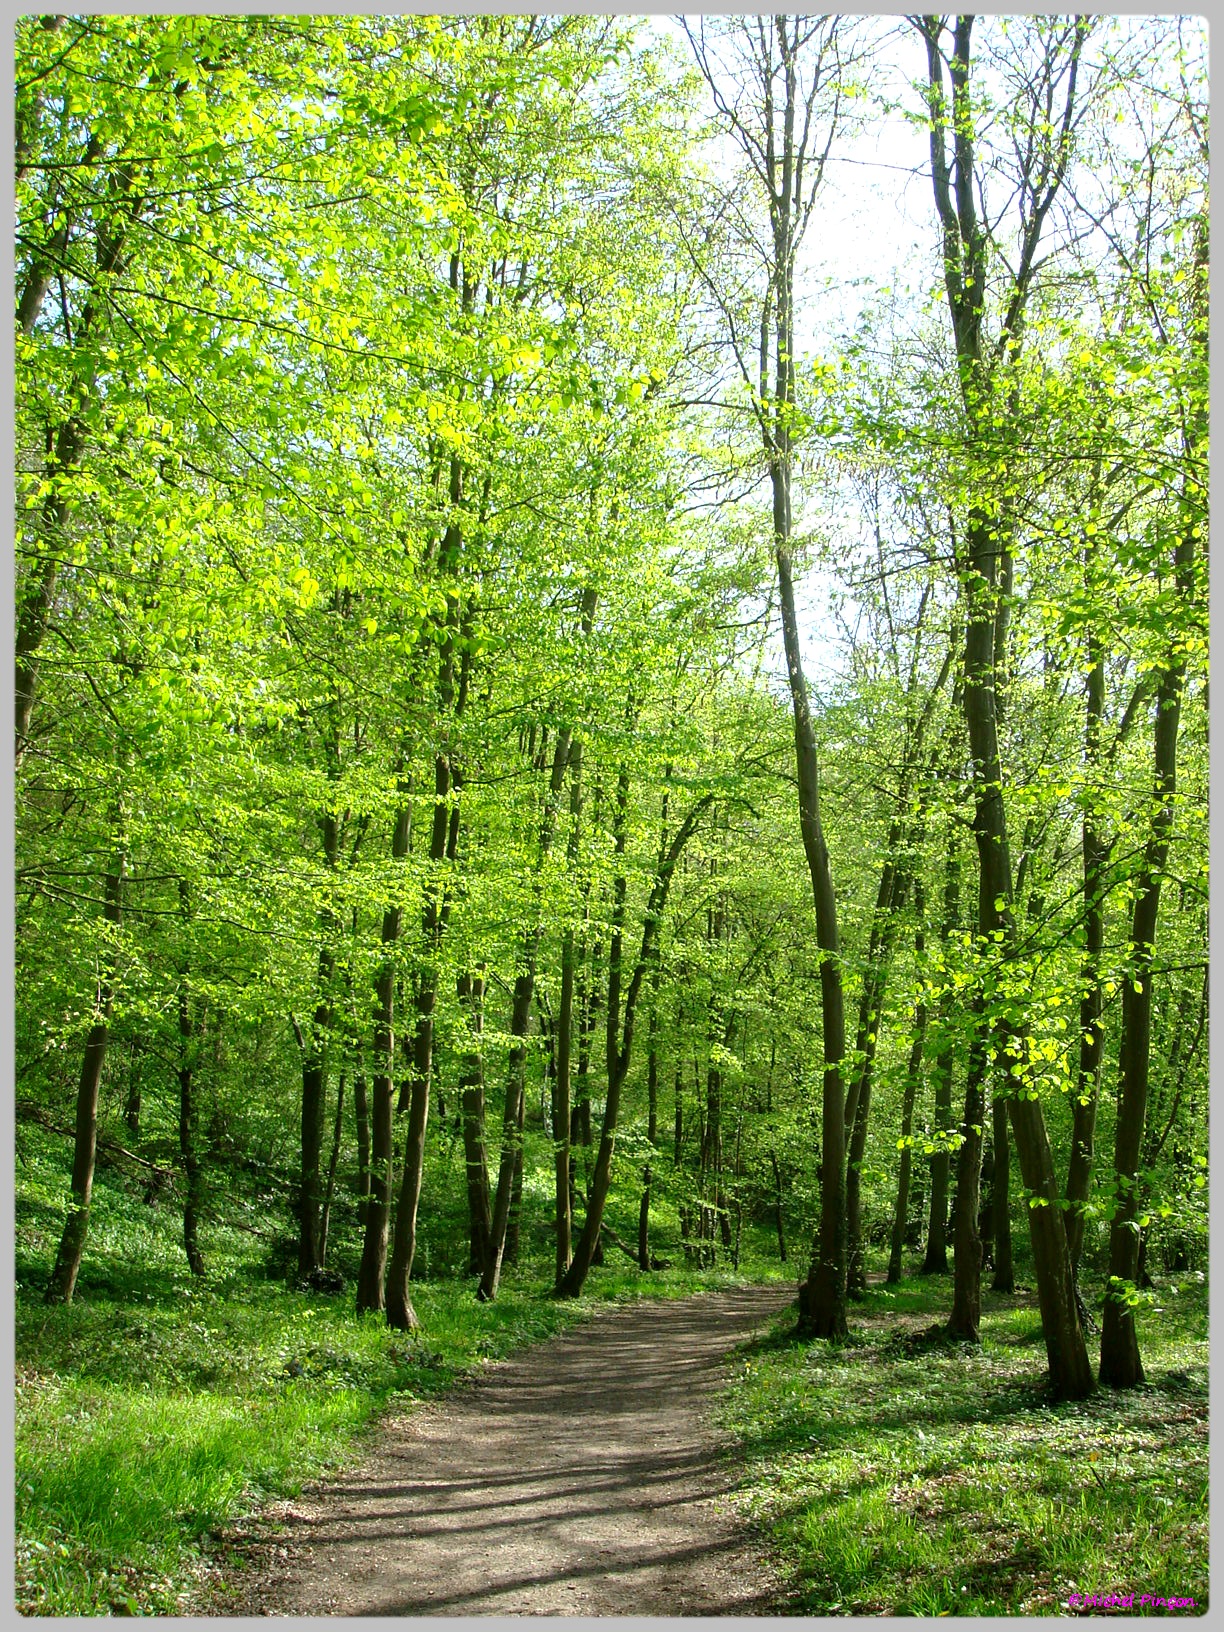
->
[722, 1270, 1208, 1617]
[15, 1124, 785, 1616]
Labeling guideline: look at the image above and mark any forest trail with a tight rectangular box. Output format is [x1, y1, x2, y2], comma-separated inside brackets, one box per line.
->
[227, 1284, 791, 1617]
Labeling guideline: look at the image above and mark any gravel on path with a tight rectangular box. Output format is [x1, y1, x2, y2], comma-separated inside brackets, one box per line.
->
[214, 1282, 793, 1617]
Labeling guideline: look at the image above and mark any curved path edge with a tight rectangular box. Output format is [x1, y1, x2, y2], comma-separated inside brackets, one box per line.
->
[204, 1282, 794, 1617]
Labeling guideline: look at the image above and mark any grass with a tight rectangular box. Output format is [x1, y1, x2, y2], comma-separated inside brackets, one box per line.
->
[721, 1266, 1209, 1617]
[15, 1124, 788, 1616]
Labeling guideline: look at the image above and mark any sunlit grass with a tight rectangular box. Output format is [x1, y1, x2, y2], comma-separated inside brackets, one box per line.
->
[722, 1267, 1208, 1616]
[15, 1127, 789, 1615]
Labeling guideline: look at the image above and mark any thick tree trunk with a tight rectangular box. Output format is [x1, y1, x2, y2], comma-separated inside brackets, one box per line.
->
[46, 853, 124, 1304]
[921, 11, 1093, 1400]
[962, 509, 1093, 1397]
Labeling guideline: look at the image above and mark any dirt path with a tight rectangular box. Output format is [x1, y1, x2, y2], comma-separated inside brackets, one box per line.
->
[220, 1284, 793, 1617]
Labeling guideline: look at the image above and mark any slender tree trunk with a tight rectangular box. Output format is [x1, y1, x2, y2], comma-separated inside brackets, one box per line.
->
[357, 1075, 394, 1315]
[555, 926, 576, 1285]
[505, 1086, 526, 1268]
[557, 780, 712, 1299]
[770, 1148, 788, 1263]
[889, 888, 928, 1284]
[384, 431, 476, 1326]
[846, 857, 908, 1297]
[779, 513, 847, 1338]
[354, 1074, 371, 1226]
[46, 852, 124, 1304]
[385, 996, 434, 1330]
[638, 951, 662, 1271]
[458, 968, 492, 1277]
[178, 978, 205, 1279]
[319, 1070, 345, 1268]
[298, 963, 331, 1278]
[356, 790, 411, 1315]
[924, 830, 961, 1273]
[1066, 595, 1106, 1274]
[945, 999, 987, 1340]
[385, 708, 463, 1329]
[480, 728, 572, 1300]
[123, 1037, 143, 1136]
[990, 1090, 1014, 1292]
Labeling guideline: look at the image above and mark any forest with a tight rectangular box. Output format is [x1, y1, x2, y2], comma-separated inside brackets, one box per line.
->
[14, 11, 1208, 1618]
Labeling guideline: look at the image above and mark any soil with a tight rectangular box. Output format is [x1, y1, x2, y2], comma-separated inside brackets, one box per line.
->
[206, 1283, 794, 1617]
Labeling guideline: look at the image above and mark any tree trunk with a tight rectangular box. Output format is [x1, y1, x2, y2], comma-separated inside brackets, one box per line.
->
[990, 1090, 1014, 1293]
[846, 855, 908, 1297]
[46, 852, 124, 1303]
[386, 717, 464, 1330]
[557, 780, 712, 1299]
[123, 1037, 143, 1136]
[319, 1070, 345, 1268]
[480, 728, 573, 1300]
[298, 969, 331, 1278]
[1100, 546, 1194, 1387]
[386, 967, 439, 1326]
[779, 516, 847, 1339]
[459, 968, 492, 1277]
[961, 505, 1093, 1396]
[638, 951, 661, 1271]
[888, 890, 928, 1284]
[555, 926, 576, 1285]
[356, 794, 411, 1315]
[945, 1000, 987, 1341]
[357, 1074, 394, 1315]
[505, 1084, 525, 1268]
[354, 1073, 371, 1226]
[923, 833, 960, 1273]
[178, 981, 205, 1278]
[920, 11, 1093, 1400]
[770, 1148, 788, 1264]
[1065, 570, 1107, 1275]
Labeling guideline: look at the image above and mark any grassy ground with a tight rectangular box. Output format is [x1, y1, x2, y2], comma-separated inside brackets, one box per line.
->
[15, 1126, 785, 1616]
[721, 1267, 1208, 1617]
